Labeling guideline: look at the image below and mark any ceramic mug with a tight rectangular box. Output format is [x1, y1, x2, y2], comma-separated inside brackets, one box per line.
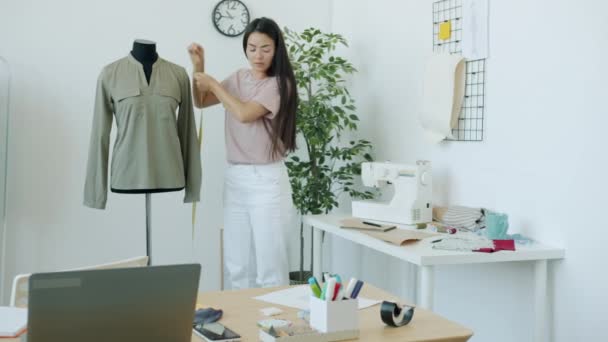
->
[485, 211, 509, 239]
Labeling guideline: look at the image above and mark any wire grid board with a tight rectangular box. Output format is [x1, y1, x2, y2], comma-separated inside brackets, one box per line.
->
[433, 0, 485, 141]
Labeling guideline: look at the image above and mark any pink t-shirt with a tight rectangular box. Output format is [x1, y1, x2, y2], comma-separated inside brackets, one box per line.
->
[221, 68, 282, 164]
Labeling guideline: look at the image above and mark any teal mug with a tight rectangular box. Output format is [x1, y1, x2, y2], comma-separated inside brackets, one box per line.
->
[485, 212, 509, 239]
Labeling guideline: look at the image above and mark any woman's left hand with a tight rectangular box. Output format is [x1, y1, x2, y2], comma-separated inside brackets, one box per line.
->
[193, 72, 217, 93]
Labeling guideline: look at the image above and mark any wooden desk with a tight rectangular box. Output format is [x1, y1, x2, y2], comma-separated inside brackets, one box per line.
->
[193, 284, 472, 342]
[305, 213, 565, 342]
[7, 285, 472, 342]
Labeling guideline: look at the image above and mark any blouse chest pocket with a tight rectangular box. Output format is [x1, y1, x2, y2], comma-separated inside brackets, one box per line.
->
[113, 88, 141, 105]
[154, 87, 181, 122]
[154, 87, 181, 109]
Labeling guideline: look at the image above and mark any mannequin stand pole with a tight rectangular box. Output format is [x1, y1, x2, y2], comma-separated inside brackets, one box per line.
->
[146, 193, 152, 265]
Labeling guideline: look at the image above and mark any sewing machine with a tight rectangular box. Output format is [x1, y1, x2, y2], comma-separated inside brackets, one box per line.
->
[352, 161, 432, 225]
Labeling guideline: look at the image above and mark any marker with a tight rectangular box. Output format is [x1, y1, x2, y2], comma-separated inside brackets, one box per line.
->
[333, 274, 345, 299]
[362, 221, 382, 227]
[325, 278, 337, 302]
[345, 278, 358, 298]
[332, 282, 341, 301]
[320, 282, 328, 300]
[308, 277, 322, 298]
[351, 280, 364, 299]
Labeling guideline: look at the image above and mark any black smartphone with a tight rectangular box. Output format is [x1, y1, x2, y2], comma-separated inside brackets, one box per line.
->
[193, 322, 241, 342]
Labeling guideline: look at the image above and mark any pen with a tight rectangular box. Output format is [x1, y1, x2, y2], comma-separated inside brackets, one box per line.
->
[362, 221, 382, 227]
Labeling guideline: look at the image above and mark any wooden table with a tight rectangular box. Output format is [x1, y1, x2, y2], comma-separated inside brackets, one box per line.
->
[7, 284, 472, 341]
[193, 284, 472, 341]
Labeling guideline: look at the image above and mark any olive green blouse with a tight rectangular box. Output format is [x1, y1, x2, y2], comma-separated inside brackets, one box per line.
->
[84, 55, 201, 209]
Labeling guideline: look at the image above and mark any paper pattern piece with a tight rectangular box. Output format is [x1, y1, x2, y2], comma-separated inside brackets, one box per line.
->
[419, 53, 466, 143]
[253, 286, 381, 310]
[462, 0, 489, 59]
[363, 228, 437, 246]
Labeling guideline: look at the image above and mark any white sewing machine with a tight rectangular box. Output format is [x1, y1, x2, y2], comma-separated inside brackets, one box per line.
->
[352, 161, 432, 225]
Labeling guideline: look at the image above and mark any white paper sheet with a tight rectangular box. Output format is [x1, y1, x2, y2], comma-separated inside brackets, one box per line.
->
[253, 285, 382, 310]
[462, 0, 489, 60]
[0, 306, 27, 337]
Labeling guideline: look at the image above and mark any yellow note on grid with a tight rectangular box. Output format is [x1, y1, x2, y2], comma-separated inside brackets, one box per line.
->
[439, 21, 451, 40]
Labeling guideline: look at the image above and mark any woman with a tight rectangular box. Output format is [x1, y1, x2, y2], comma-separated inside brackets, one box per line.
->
[188, 17, 298, 289]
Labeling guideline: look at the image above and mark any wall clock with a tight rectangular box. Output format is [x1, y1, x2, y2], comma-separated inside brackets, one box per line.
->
[213, 0, 250, 37]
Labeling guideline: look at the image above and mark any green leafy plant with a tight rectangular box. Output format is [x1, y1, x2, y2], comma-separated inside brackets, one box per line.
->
[283, 27, 375, 283]
[284, 27, 375, 217]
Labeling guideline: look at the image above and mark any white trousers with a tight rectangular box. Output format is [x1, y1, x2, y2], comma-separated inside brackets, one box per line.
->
[223, 162, 291, 289]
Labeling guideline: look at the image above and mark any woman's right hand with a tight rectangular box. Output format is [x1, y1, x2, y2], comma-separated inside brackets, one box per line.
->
[187, 43, 205, 70]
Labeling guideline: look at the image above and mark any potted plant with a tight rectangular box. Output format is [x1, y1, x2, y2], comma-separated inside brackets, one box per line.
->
[284, 28, 375, 284]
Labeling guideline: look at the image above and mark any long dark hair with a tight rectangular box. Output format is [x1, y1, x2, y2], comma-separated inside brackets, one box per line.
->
[242, 17, 298, 157]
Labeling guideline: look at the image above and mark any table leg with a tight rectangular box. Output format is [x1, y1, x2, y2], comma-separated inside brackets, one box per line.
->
[534, 259, 548, 342]
[418, 265, 435, 310]
[312, 226, 323, 280]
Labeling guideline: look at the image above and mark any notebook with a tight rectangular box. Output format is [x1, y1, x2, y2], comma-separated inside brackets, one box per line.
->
[0, 306, 27, 337]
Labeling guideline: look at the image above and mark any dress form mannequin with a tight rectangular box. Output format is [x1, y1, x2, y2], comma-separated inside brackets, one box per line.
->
[123, 40, 167, 265]
[130, 39, 158, 84]
[113, 40, 182, 195]
[84, 40, 202, 266]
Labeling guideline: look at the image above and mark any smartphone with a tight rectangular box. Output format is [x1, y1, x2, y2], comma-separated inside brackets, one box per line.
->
[193, 322, 241, 342]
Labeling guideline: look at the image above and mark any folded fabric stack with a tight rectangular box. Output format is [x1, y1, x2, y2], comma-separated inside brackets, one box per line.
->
[433, 206, 486, 232]
[432, 236, 495, 252]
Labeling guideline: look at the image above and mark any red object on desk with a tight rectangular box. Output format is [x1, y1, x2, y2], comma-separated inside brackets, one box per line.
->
[475, 239, 516, 253]
[332, 283, 341, 301]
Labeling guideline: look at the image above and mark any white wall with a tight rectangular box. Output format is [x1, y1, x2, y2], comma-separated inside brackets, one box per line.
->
[0, 0, 330, 303]
[327, 0, 608, 341]
[3, 0, 607, 340]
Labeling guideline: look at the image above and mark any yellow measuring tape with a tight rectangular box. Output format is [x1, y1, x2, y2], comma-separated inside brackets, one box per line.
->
[192, 105, 203, 241]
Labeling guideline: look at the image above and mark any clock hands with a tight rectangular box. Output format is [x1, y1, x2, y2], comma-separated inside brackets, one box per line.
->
[214, 12, 225, 24]
[216, 11, 234, 27]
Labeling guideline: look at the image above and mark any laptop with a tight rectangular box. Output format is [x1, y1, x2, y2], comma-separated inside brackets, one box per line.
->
[27, 264, 201, 342]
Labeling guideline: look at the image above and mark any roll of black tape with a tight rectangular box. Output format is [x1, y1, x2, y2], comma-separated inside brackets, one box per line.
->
[380, 301, 415, 327]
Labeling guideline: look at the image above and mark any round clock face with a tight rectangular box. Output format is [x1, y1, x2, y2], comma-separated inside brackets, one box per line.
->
[213, 0, 250, 37]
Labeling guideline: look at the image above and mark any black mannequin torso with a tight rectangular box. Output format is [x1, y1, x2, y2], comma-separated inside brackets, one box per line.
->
[130, 39, 158, 84]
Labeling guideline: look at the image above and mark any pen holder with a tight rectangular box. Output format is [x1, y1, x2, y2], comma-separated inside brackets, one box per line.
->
[309, 295, 359, 333]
